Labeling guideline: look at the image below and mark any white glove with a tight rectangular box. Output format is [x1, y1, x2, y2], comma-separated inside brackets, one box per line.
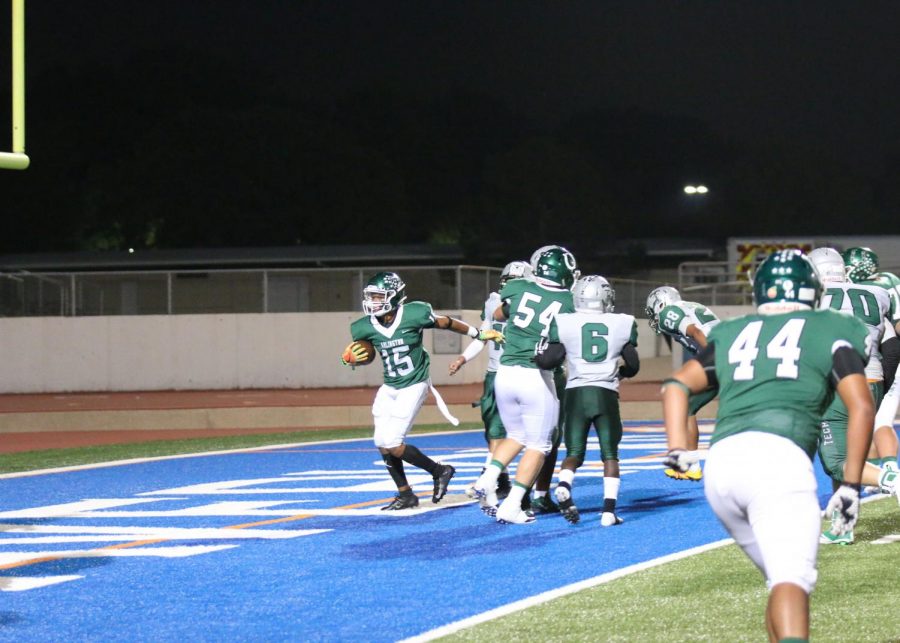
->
[663, 448, 699, 473]
[824, 484, 861, 535]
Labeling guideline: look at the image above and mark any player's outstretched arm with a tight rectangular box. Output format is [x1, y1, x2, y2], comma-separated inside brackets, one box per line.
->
[435, 315, 504, 343]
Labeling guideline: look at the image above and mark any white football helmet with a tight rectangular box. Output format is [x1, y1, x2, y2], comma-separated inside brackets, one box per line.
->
[499, 260, 532, 288]
[573, 275, 615, 313]
[808, 247, 847, 283]
[645, 286, 681, 333]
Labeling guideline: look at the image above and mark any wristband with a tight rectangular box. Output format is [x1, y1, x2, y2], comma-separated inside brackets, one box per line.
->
[467, 326, 479, 338]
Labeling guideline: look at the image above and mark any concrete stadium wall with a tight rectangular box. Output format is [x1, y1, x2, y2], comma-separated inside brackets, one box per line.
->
[0, 310, 697, 394]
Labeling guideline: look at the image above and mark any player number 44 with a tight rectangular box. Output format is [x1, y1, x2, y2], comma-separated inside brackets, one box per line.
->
[728, 318, 806, 381]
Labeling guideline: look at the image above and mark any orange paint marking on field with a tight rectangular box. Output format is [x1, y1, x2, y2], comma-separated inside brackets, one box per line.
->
[0, 495, 408, 570]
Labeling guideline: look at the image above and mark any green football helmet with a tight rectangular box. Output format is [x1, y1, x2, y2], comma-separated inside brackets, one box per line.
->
[533, 246, 579, 289]
[843, 247, 879, 283]
[362, 271, 406, 317]
[752, 249, 822, 312]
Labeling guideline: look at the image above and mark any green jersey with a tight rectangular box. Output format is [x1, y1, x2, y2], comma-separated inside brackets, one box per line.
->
[350, 301, 435, 388]
[708, 308, 869, 458]
[499, 278, 575, 367]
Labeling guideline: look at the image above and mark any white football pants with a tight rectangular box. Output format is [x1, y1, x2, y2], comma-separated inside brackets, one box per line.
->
[494, 364, 558, 454]
[704, 431, 820, 594]
[372, 380, 429, 449]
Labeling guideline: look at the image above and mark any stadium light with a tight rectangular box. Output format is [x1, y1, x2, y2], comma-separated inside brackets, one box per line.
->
[683, 184, 709, 195]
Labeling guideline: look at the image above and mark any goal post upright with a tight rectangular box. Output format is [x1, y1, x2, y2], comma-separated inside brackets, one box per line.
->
[0, 0, 28, 170]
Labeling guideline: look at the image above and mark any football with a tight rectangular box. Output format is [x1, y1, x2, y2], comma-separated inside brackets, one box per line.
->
[342, 339, 376, 365]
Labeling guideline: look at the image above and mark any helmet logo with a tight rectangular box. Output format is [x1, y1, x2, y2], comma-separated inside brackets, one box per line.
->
[782, 279, 795, 300]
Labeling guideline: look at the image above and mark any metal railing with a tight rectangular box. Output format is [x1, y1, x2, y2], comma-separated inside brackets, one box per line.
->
[0, 265, 674, 318]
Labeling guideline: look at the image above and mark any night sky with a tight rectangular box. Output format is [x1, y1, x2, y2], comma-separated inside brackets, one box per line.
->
[2, 1, 900, 256]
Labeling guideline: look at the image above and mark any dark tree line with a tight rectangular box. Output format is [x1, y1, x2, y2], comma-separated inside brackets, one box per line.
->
[0, 47, 897, 262]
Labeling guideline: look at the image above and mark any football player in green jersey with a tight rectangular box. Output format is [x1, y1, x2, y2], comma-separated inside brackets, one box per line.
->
[472, 246, 578, 524]
[844, 247, 900, 475]
[663, 249, 874, 643]
[809, 248, 898, 542]
[645, 285, 720, 481]
[536, 275, 640, 526]
[449, 260, 532, 501]
[343, 271, 504, 510]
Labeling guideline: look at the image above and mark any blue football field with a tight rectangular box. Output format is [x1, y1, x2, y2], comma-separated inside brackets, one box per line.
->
[0, 423, 842, 641]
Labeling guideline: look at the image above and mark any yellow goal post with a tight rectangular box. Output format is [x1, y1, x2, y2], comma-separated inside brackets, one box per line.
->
[0, 0, 27, 170]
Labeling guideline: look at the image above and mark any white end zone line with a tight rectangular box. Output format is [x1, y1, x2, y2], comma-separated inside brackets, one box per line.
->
[400, 538, 735, 643]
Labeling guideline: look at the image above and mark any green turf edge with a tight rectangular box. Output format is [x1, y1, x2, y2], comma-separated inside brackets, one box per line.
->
[0, 422, 481, 473]
[438, 496, 900, 643]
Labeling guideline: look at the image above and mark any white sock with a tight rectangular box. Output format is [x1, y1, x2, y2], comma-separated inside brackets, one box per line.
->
[478, 462, 502, 489]
[604, 477, 620, 501]
[501, 484, 527, 512]
[558, 468, 575, 488]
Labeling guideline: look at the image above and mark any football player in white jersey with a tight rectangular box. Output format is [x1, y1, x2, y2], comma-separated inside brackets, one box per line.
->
[645, 286, 720, 481]
[842, 247, 900, 479]
[809, 248, 899, 540]
[449, 260, 532, 500]
[536, 275, 640, 526]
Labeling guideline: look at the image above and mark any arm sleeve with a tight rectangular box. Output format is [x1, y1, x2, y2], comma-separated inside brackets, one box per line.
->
[461, 340, 485, 362]
[618, 343, 641, 378]
[830, 345, 866, 385]
[692, 342, 718, 390]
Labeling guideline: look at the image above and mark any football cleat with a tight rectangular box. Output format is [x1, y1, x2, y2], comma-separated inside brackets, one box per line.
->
[381, 493, 419, 511]
[877, 466, 898, 495]
[557, 497, 580, 524]
[465, 482, 478, 499]
[432, 464, 456, 503]
[664, 468, 703, 481]
[820, 528, 853, 545]
[600, 512, 624, 527]
[496, 505, 536, 524]
[530, 495, 560, 514]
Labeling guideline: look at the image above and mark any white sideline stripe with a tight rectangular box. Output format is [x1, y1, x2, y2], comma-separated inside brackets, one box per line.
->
[399, 538, 734, 643]
[0, 429, 487, 479]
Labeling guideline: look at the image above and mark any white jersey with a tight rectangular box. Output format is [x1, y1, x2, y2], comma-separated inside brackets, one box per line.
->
[551, 311, 638, 392]
[481, 292, 506, 372]
[819, 282, 890, 380]
[656, 300, 720, 354]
